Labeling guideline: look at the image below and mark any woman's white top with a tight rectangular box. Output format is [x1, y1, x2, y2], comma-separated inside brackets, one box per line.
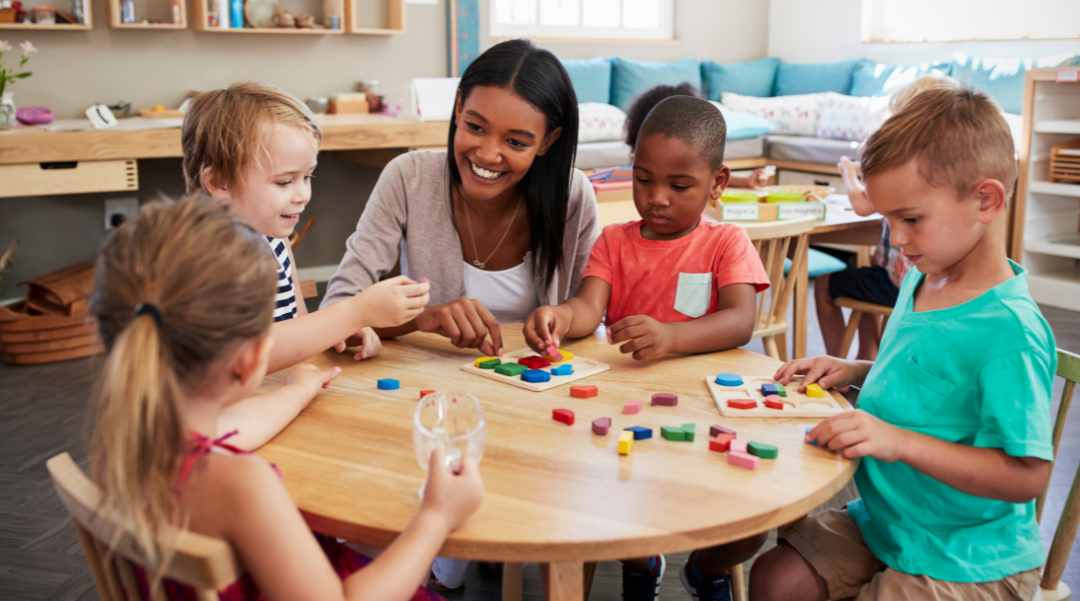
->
[462, 253, 540, 324]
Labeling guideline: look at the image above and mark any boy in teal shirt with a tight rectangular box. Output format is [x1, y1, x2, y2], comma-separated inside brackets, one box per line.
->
[746, 87, 1055, 600]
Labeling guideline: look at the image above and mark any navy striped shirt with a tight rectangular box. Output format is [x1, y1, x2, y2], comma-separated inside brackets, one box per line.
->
[266, 237, 298, 322]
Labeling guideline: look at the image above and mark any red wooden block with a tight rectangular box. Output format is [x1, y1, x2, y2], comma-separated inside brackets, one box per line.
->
[571, 385, 598, 398]
[420, 389, 436, 398]
[591, 416, 612, 435]
[764, 395, 784, 410]
[553, 408, 575, 426]
[727, 399, 757, 410]
[709, 433, 736, 453]
[546, 345, 564, 362]
[651, 393, 678, 406]
[519, 355, 552, 370]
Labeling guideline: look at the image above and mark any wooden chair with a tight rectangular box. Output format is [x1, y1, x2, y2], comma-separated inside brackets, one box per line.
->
[46, 452, 245, 601]
[745, 218, 815, 362]
[1034, 349, 1080, 601]
[299, 278, 318, 300]
[834, 297, 893, 360]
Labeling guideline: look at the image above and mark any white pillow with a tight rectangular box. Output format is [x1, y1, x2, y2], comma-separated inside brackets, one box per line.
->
[816, 94, 890, 142]
[720, 91, 829, 136]
[578, 102, 627, 143]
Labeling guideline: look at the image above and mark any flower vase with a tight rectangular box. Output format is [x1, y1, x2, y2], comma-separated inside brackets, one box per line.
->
[0, 92, 15, 131]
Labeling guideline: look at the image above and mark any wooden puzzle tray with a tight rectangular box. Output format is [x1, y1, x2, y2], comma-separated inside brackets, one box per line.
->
[706, 374, 847, 418]
[460, 347, 610, 392]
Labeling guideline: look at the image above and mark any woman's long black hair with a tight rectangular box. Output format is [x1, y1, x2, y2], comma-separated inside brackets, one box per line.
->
[447, 39, 579, 285]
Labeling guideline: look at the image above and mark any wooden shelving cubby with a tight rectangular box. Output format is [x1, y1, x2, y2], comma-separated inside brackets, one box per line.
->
[108, 0, 187, 29]
[192, 0, 344, 34]
[347, 0, 404, 34]
[0, 0, 91, 29]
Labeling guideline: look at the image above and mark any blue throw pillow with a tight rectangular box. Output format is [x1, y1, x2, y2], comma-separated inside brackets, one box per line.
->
[560, 58, 613, 105]
[785, 249, 847, 279]
[951, 52, 1076, 114]
[775, 59, 867, 96]
[850, 61, 953, 98]
[702, 58, 780, 99]
[709, 103, 776, 140]
[611, 58, 701, 111]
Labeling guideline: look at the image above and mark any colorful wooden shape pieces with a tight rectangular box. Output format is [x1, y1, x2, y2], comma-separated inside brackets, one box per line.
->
[730, 439, 748, 454]
[728, 451, 760, 470]
[709, 433, 736, 453]
[519, 355, 552, 370]
[521, 369, 551, 383]
[651, 393, 678, 406]
[623, 400, 642, 414]
[748, 441, 778, 459]
[681, 423, 696, 442]
[775, 383, 787, 398]
[624, 426, 653, 440]
[551, 364, 574, 376]
[618, 431, 634, 455]
[806, 383, 824, 398]
[805, 427, 819, 446]
[552, 408, 575, 426]
[545, 345, 565, 362]
[761, 383, 778, 396]
[377, 378, 400, 390]
[661, 426, 686, 441]
[545, 349, 573, 362]
[420, 389, 436, 398]
[710, 424, 736, 438]
[727, 399, 757, 410]
[715, 373, 743, 386]
[475, 356, 500, 368]
[764, 395, 784, 410]
[495, 363, 527, 377]
[571, 385, 598, 398]
[592, 417, 612, 435]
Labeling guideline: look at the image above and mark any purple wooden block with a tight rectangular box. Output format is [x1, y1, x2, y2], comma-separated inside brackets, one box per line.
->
[651, 393, 678, 406]
[710, 424, 736, 438]
[592, 416, 612, 436]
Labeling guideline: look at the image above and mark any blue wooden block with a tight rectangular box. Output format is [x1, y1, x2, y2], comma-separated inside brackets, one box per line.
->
[715, 373, 743, 386]
[377, 378, 400, 390]
[624, 426, 653, 440]
[761, 383, 778, 395]
[806, 427, 819, 446]
[551, 364, 574, 376]
[521, 369, 551, 383]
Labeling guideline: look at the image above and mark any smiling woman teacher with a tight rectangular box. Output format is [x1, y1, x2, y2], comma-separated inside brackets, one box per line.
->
[322, 40, 599, 359]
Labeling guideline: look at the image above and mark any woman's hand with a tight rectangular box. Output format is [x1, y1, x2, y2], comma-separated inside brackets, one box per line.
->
[333, 327, 382, 361]
[415, 299, 504, 357]
[421, 449, 485, 532]
[524, 305, 573, 354]
[353, 276, 431, 329]
[774, 355, 871, 392]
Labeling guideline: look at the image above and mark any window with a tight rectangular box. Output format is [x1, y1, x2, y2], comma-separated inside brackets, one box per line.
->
[491, 0, 675, 41]
[861, 0, 1080, 43]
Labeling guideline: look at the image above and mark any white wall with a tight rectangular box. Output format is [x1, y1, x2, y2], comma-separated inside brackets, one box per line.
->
[768, 0, 1080, 64]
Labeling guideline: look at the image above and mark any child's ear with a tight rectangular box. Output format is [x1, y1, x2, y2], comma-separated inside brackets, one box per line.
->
[233, 336, 274, 387]
[973, 178, 1008, 224]
[710, 165, 732, 200]
[201, 166, 232, 201]
[537, 127, 563, 157]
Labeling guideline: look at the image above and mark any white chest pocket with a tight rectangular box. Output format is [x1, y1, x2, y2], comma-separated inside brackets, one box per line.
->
[674, 272, 713, 318]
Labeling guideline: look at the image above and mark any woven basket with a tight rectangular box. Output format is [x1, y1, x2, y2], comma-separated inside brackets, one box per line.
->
[0, 9, 17, 23]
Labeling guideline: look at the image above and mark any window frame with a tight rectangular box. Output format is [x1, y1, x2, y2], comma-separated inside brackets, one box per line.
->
[490, 0, 677, 42]
[860, 0, 1080, 43]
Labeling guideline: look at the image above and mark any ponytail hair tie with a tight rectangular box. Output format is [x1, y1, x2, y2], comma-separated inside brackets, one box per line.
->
[131, 302, 164, 327]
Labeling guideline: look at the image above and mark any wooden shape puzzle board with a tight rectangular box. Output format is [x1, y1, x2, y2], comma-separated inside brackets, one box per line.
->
[705, 375, 847, 418]
[461, 348, 610, 392]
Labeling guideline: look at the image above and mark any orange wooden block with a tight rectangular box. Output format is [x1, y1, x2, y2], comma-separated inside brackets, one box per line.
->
[764, 395, 784, 410]
[553, 408, 575, 426]
[571, 385, 598, 398]
[420, 390, 436, 398]
[727, 399, 757, 410]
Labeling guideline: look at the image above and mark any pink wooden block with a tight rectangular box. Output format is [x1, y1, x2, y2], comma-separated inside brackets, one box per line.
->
[730, 439, 748, 454]
[546, 345, 565, 362]
[728, 451, 760, 470]
[623, 400, 642, 414]
[651, 393, 678, 406]
[710, 424, 736, 438]
[592, 417, 612, 436]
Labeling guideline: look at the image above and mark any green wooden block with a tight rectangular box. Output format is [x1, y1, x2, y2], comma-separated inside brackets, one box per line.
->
[681, 423, 696, 442]
[747, 441, 778, 459]
[661, 426, 686, 442]
[776, 384, 787, 398]
[478, 358, 501, 369]
[495, 363, 527, 376]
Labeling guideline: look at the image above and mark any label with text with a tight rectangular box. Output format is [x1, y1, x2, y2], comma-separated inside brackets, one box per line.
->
[778, 202, 826, 221]
[722, 204, 760, 221]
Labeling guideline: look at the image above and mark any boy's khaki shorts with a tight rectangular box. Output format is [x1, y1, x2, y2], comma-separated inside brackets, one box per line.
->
[779, 509, 1041, 601]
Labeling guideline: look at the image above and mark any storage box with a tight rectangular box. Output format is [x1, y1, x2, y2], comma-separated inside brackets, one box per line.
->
[714, 201, 825, 222]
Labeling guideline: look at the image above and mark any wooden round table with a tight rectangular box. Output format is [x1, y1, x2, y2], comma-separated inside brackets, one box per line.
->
[258, 326, 856, 600]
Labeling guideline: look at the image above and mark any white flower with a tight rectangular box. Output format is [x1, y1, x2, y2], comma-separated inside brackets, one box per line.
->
[19, 40, 35, 54]
[0, 41, 11, 52]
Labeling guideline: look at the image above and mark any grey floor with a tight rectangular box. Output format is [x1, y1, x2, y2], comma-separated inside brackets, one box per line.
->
[2, 279, 1078, 601]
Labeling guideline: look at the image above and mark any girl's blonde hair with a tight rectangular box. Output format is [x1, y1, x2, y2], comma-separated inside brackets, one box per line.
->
[182, 81, 321, 195]
[89, 198, 277, 583]
[889, 75, 961, 113]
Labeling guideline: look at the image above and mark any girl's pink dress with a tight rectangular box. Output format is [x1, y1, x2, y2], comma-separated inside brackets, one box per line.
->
[131, 431, 445, 601]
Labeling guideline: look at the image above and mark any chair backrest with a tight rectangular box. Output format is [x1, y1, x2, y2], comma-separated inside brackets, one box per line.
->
[740, 218, 816, 334]
[299, 278, 318, 300]
[1035, 349, 1080, 592]
[46, 452, 245, 601]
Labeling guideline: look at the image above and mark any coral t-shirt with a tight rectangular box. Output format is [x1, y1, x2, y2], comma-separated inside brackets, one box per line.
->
[582, 219, 770, 326]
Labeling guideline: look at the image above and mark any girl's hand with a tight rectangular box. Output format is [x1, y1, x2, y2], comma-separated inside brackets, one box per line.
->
[608, 315, 675, 361]
[421, 449, 484, 532]
[285, 364, 342, 397]
[747, 168, 769, 188]
[838, 156, 865, 193]
[355, 276, 430, 329]
[334, 327, 382, 361]
[415, 299, 503, 357]
[807, 409, 907, 462]
[524, 305, 572, 354]
[774, 355, 868, 392]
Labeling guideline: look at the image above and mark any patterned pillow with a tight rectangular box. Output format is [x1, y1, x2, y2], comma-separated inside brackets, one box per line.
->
[719, 92, 828, 136]
[578, 102, 627, 143]
[815, 94, 890, 142]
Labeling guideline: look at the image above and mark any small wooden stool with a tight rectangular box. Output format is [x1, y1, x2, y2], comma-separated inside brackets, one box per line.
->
[835, 297, 893, 360]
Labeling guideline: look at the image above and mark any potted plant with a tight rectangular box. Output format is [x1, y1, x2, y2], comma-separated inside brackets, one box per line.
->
[0, 40, 35, 131]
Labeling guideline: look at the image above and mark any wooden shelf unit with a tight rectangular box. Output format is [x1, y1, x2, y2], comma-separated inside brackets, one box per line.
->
[191, 0, 344, 34]
[1015, 67, 1080, 312]
[346, 0, 404, 34]
[107, 0, 187, 29]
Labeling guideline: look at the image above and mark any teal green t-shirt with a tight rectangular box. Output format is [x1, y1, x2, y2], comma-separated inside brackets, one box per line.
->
[849, 260, 1056, 582]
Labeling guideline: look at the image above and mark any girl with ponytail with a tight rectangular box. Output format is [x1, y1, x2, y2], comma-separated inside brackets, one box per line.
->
[89, 198, 484, 601]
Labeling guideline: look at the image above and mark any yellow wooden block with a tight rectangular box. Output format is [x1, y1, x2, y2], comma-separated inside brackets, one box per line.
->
[618, 431, 634, 455]
[545, 350, 573, 362]
[806, 383, 824, 398]
[475, 356, 498, 368]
